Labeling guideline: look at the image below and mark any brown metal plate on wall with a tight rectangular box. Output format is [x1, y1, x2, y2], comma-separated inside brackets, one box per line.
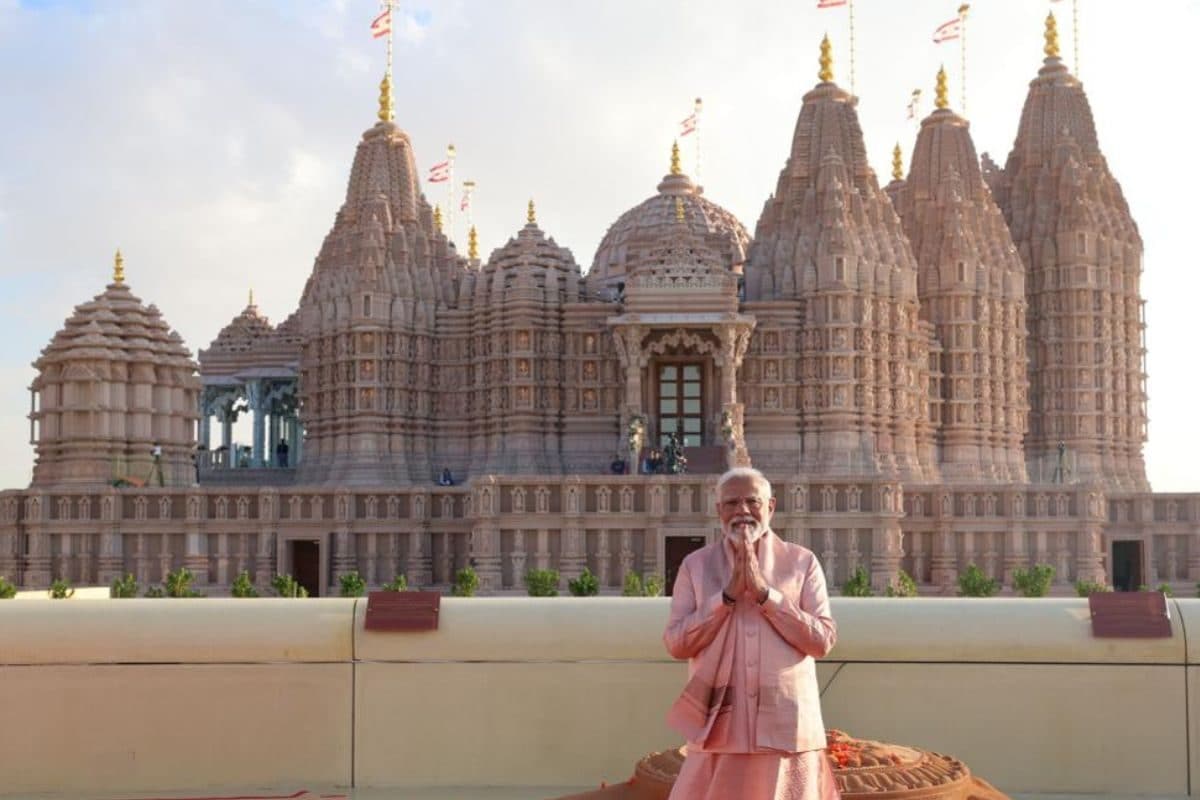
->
[1089, 591, 1172, 638]
[364, 591, 440, 631]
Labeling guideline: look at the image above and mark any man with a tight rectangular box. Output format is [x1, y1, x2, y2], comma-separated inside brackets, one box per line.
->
[663, 467, 839, 799]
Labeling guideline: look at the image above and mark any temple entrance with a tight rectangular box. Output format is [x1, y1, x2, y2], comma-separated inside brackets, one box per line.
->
[290, 539, 321, 597]
[1111, 540, 1143, 592]
[664, 535, 707, 596]
[657, 363, 704, 447]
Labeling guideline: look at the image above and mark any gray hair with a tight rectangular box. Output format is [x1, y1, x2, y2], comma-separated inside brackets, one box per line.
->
[716, 467, 773, 499]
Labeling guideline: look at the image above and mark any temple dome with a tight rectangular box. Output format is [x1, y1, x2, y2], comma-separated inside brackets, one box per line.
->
[203, 295, 274, 355]
[30, 253, 199, 488]
[471, 208, 583, 306]
[587, 146, 749, 299]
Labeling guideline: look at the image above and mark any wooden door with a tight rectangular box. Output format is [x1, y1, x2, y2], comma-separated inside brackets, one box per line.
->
[664, 535, 707, 597]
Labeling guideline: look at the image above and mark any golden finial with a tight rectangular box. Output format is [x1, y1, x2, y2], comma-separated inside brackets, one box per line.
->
[892, 143, 904, 181]
[248, 288, 255, 307]
[1044, 12, 1060, 59]
[378, 72, 394, 123]
[527, 199, 537, 225]
[112, 248, 125, 284]
[675, 196, 685, 223]
[818, 34, 833, 83]
[670, 140, 682, 175]
[433, 204, 443, 232]
[468, 225, 479, 260]
[935, 65, 949, 110]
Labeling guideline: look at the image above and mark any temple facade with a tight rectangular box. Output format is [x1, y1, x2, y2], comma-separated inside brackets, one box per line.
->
[0, 19, 1187, 598]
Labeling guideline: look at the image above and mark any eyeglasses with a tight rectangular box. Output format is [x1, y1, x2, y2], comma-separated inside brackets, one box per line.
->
[719, 496, 766, 512]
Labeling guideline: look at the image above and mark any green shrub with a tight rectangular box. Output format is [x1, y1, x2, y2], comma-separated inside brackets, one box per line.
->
[110, 573, 138, 598]
[621, 572, 644, 597]
[568, 567, 600, 597]
[0, 576, 16, 599]
[381, 574, 408, 592]
[884, 569, 919, 597]
[339, 571, 367, 598]
[271, 574, 309, 598]
[1074, 579, 1111, 597]
[841, 566, 874, 597]
[452, 566, 479, 597]
[525, 569, 560, 597]
[643, 574, 664, 597]
[48, 579, 74, 599]
[1012, 564, 1056, 598]
[231, 571, 259, 598]
[165, 567, 203, 598]
[956, 563, 999, 597]
[144, 585, 165, 598]
[1157, 582, 1174, 597]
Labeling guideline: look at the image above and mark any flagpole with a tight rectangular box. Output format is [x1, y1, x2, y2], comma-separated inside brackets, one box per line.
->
[463, 180, 475, 230]
[447, 143, 456, 244]
[693, 97, 703, 186]
[384, 0, 394, 81]
[958, 3, 969, 115]
[848, 0, 856, 97]
[1073, 0, 1080, 77]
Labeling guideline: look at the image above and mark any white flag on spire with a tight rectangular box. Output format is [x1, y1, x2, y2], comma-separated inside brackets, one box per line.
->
[427, 160, 450, 183]
[933, 16, 962, 43]
[370, 8, 392, 39]
[906, 89, 922, 120]
[679, 113, 697, 137]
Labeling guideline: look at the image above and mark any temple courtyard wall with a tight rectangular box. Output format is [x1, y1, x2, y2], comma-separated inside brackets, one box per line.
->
[0, 475, 1195, 596]
[0, 597, 1192, 797]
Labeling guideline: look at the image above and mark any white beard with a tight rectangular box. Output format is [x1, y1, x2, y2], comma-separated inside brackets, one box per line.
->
[723, 516, 766, 544]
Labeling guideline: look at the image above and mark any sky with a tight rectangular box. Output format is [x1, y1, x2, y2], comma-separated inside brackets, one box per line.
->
[0, 0, 1196, 491]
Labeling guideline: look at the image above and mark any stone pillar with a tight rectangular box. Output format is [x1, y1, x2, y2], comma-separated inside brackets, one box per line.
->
[291, 417, 304, 467]
[470, 480, 502, 592]
[268, 414, 280, 466]
[559, 478, 586, 584]
[183, 489, 209, 586]
[247, 380, 266, 468]
[332, 490, 357, 587]
[199, 412, 211, 451]
[408, 521, 432, 588]
[23, 493, 50, 587]
[930, 492, 956, 593]
[221, 409, 234, 462]
[870, 483, 904, 593]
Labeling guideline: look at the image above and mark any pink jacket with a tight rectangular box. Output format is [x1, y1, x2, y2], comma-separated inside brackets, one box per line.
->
[663, 530, 836, 753]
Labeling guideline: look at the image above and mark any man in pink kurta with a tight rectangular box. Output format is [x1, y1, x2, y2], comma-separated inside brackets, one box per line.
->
[664, 467, 839, 800]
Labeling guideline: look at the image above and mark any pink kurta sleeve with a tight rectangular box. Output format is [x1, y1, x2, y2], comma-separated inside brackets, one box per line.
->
[663, 557, 733, 660]
[758, 553, 837, 658]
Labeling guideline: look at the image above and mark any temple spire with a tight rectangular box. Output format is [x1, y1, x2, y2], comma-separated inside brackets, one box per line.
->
[527, 199, 537, 225]
[248, 288, 255, 307]
[670, 140, 682, 175]
[892, 143, 904, 181]
[433, 204, 443, 232]
[818, 34, 833, 83]
[935, 65, 949, 110]
[468, 225, 479, 260]
[112, 249, 125, 285]
[675, 196, 685, 223]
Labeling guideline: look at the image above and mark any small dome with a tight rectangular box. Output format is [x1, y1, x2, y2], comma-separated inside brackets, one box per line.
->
[35, 282, 194, 372]
[205, 298, 275, 355]
[473, 215, 583, 306]
[587, 149, 749, 299]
